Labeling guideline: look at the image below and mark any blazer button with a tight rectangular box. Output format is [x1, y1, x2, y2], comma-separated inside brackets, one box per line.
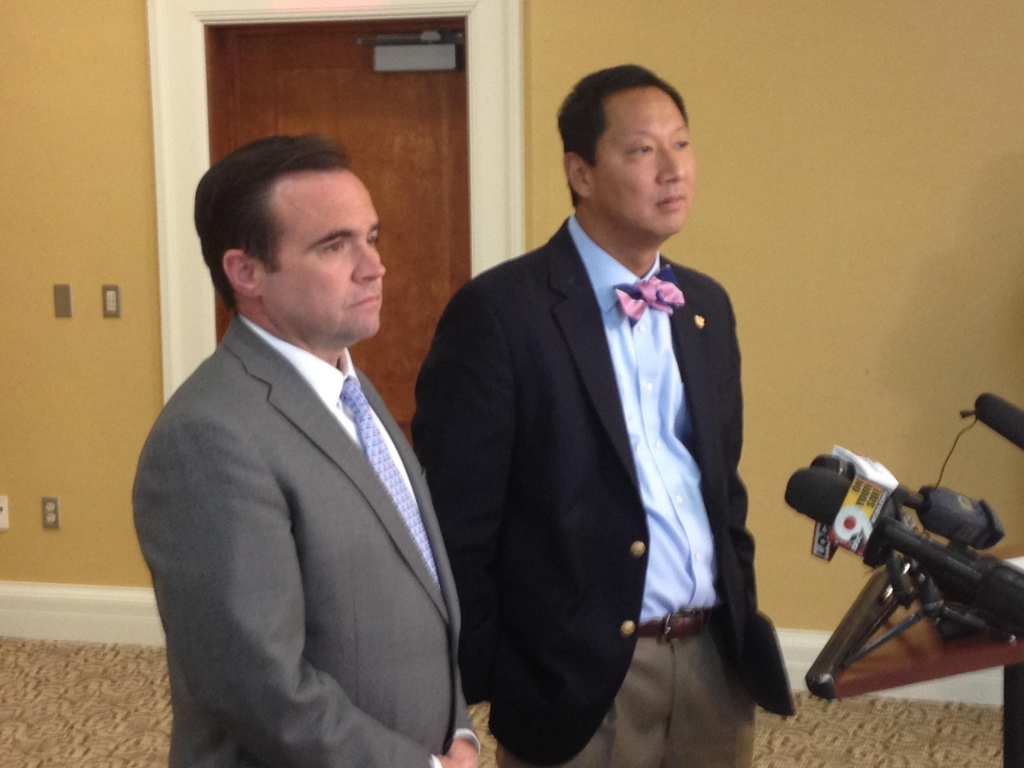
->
[620, 620, 636, 638]
[630, 541, 646, 558]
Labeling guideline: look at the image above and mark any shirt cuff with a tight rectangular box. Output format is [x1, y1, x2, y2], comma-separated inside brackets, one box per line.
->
[430, 731, 479, 768]
[453, 728, 481, 753]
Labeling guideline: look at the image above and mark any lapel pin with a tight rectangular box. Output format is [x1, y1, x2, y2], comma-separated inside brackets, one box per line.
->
[694, 315, 706, 329]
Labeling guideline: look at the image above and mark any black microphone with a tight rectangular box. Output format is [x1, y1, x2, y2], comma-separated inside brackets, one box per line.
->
[785, 468, 1024, 634]
[974, 393, 1024, 451]
[800, 458, 1003, 550]
[785, 466, 850, 525]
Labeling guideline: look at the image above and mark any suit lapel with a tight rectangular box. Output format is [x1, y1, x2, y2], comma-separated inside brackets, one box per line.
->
[666, 265, 727, 539]
[222, 319, 448, 619]
[545, 231, 727, 522]
[547, 225, 639, 489]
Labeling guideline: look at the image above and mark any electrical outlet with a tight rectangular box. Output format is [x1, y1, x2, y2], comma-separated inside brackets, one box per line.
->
[42, 497, 61, 529]
[0, 496, 8, 530]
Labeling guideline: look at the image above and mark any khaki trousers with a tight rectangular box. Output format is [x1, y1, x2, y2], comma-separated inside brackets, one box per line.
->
[497, 630, 755, 768]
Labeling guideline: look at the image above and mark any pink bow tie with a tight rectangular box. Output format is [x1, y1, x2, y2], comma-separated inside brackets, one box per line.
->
[614, 266, 685, 326]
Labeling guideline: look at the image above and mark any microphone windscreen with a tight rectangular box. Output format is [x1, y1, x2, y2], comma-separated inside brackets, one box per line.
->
[975, 393, 1024, 452]
[785, 466, 852, 525]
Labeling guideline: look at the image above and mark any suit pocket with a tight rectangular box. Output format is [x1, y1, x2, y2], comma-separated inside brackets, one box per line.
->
[741, 612, 794, 716]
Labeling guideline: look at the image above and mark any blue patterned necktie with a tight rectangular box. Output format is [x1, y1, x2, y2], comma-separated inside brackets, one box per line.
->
[340, 377, 440, 588]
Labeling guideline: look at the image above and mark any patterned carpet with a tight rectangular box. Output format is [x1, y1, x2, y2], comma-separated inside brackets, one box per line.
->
[0, 638, 1005, 767]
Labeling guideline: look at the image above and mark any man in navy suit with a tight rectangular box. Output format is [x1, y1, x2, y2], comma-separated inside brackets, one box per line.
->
[413, 66, 793, 768]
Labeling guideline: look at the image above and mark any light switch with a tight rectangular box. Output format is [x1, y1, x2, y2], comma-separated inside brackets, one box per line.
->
[102, 285, 121, 318]
[54, 284, 73, 318]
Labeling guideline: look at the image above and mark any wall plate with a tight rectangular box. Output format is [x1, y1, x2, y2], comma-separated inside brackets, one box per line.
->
[42, 497, 61, 529]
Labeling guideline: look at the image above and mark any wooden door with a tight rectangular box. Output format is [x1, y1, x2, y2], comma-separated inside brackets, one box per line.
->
[206, 20, 470, 436]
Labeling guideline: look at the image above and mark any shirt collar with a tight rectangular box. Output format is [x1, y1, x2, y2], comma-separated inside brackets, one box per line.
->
[567, 214, 662, 314]
[239, 315, 355, 410]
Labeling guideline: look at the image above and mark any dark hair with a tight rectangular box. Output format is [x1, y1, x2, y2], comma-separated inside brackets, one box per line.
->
[194, 134, 350, 309]
[557, 65, 688, 206]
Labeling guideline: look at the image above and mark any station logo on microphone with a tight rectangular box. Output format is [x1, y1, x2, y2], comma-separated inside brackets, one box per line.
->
[831, 477, 886, 555]
[811, 447, 898, 560]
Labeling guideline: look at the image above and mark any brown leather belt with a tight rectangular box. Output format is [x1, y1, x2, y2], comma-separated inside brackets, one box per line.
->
[636, 609, 709, 641]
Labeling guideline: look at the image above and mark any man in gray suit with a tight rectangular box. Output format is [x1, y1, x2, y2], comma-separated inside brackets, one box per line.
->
[133, 135, 478, 768]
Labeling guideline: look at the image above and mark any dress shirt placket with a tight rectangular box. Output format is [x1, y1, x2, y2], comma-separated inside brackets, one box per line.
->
[633, 315, 699, 605]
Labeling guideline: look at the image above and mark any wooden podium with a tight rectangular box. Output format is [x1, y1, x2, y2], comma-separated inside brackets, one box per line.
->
[806, 546, 1024, 768]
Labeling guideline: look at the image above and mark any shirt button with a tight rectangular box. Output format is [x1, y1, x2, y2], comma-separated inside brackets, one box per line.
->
[645, 382, 653, 392]
[630, 541, 646, 557]
[695, 553, 703, 562]
[620, 620, 636, 638]
[675, 495, 684, 503]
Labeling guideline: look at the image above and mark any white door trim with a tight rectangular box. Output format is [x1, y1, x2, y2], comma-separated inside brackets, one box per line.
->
[146, 0, 524, 400]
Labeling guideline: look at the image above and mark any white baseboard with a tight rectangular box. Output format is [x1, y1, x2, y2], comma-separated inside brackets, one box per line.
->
[0, 582, 1005, 704]
[776, 628, 1004, 706]
[0, 581, 164, 646]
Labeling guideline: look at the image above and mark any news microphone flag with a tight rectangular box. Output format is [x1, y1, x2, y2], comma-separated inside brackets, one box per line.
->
[811, 447, 897, 560]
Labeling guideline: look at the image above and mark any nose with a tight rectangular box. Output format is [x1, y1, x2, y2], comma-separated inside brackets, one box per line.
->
[357, 243, 386, 281]
[657, 146, 684, 183]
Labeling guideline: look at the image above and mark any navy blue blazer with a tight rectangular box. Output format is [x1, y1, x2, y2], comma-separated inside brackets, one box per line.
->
[413, 221, 793, 765]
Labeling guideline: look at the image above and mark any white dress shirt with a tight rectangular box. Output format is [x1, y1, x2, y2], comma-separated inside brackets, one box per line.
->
[240, 316, 416, 495]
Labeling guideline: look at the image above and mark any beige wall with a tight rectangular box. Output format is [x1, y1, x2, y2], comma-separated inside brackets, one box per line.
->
[524, 1, 1024, 630]
[0, 2, 161, 586]
[2, 2, 1022, 631]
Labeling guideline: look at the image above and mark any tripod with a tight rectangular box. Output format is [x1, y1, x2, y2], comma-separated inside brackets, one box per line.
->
[806, 551, 1014, 699]
[805, 553, 1024, 768]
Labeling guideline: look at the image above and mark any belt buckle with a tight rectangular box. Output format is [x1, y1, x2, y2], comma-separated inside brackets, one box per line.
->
[660, 613, 674, 641]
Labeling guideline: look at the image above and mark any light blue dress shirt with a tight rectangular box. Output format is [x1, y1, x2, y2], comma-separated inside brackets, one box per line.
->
[568, 216, 718, 622]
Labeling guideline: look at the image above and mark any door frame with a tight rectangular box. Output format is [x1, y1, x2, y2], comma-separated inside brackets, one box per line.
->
[146, 0, 524, 399]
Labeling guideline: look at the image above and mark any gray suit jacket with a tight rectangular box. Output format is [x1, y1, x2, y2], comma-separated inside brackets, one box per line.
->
[134, 317, 470, 767]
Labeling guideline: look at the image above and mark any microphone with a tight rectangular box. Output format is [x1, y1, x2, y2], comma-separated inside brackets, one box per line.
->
[804, 450, 900, 560]
[785, 467, 850, 525]
[800, 455, 1004, 550]
[785, 468, 1024, 634]
[974, 393, 1024, 451]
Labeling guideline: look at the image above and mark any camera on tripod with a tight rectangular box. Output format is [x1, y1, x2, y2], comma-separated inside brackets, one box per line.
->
[784, 393, 1024, 696]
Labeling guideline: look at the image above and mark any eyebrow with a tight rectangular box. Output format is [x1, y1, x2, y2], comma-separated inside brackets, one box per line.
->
[307, 222, 381, 251]
[623, 125, 689, 138]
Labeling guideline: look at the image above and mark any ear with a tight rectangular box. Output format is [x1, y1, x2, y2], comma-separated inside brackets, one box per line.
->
[563, 152, 594, 202]
[222, 248, 265, 302]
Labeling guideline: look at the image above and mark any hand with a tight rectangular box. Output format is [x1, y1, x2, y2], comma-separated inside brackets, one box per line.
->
[437, 737, 478, 768]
